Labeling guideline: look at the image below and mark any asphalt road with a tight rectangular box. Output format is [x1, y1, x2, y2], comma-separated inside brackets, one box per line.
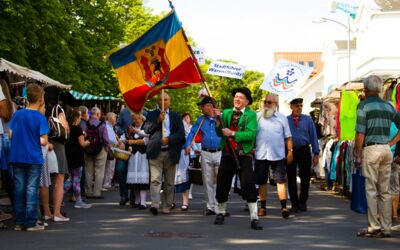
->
[0, 183, 399, 250]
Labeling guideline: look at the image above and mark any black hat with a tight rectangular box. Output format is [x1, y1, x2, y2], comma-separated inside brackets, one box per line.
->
[232, 87, 253, 105]
[197, 96, 215, 106]
[290, 98, 303, 105]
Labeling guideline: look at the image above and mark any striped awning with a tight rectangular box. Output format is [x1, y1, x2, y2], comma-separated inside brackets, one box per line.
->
[69, 90, 121, 101]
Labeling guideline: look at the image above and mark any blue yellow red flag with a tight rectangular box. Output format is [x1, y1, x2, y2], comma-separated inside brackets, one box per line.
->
[109, 10, 201, 112]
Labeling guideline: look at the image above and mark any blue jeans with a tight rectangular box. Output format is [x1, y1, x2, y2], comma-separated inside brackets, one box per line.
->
[13, 164, 42, 227]
[115, 159, 134, 202]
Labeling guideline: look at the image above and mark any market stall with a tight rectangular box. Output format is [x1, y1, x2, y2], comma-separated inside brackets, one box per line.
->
[0, 57, 71, 90]
[62, 90, 123, 113]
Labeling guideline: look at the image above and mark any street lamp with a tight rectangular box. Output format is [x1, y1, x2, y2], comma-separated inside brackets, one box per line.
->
[313, 17, 354, 85]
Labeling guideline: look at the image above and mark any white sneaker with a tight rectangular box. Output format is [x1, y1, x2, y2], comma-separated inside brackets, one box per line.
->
[26, 224, 45, 231]
[53, 216, 70, 222]
[74, 201, 92, 209]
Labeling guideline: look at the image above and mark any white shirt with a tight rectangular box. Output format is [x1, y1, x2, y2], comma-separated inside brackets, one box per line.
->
[255, 111, 292, 161]
[163, 109, 170, 137]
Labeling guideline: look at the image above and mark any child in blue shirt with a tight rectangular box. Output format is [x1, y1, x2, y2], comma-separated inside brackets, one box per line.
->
[8, 83, 49, 231]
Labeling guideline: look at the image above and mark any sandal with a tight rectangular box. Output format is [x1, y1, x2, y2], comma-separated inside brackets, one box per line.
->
[357, 229, 381, 238]
[181, 205, 189, 211]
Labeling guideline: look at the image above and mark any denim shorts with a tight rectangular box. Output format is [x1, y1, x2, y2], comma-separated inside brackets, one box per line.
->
[255, 159, 287, 184]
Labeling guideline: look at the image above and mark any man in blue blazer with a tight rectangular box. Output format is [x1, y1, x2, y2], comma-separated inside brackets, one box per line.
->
[144, 92, 185, 215]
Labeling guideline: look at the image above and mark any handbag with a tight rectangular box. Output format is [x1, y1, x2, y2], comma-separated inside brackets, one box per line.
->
[351, 168, 368, 214]
[47, 150, 59, 174]
[48, 105, 69, 140]
[188, 167, 203, 185]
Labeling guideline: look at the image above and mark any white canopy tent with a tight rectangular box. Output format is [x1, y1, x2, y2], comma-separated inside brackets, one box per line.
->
[0, 57, 71, 89]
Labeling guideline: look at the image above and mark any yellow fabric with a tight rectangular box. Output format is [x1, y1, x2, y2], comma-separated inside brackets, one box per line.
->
[165, 30, 191, 71]
[115, 62, 145, 94]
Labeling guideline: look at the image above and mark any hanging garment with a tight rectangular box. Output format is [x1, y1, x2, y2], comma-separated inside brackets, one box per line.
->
[339, 90, 360, 140]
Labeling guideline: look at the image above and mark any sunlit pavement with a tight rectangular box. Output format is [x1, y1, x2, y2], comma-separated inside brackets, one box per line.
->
[1, 183, 399, 249]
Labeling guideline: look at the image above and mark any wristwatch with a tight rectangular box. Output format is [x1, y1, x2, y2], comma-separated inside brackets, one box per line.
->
[288, 149, 293, 152]
[231, 131, 236, 137]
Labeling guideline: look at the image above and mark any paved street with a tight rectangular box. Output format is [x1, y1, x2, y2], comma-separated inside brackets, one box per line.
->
[0, 183, 399, 250]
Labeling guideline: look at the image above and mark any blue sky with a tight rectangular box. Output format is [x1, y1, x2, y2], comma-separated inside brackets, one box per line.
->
[144, 0, 359, 73]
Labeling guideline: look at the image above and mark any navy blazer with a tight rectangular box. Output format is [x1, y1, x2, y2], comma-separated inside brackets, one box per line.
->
[144, 109, 185, 164]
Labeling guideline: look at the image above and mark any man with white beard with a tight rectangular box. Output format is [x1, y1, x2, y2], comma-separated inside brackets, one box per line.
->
[255, 94, 293, 218]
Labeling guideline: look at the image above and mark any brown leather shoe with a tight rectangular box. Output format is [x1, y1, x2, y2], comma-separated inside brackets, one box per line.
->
[281, 208, 290, 219]
[257, 208, 266, 217]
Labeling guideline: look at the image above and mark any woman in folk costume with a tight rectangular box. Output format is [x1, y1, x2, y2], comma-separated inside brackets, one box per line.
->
[172, 112, 192, 211]
[125, 112, 149, 209]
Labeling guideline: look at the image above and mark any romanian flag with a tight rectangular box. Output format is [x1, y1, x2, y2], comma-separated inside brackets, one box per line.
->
[109, 11, 202, 112]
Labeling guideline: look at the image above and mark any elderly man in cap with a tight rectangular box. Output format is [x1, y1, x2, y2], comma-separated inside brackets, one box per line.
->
[355, 75, 400, 238]
[255, 94, 293, 219]
[213, 87, 262, 230]
[184, 96, 222, 215]
[286, 98, 319, 213]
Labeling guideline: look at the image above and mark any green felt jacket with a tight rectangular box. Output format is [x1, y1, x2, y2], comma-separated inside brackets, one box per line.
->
[216, 107, 258, 154]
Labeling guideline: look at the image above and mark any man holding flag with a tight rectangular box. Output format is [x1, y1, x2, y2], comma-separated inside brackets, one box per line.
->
[144, 92, 185, 215]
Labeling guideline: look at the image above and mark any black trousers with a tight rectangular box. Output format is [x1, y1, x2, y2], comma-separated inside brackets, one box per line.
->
[216, 153, 258, 203]
[286, 145, 311, 207]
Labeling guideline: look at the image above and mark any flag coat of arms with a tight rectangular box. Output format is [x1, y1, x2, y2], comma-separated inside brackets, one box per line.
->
[260, 59, 313, 99]
[109, 11, 201, 112]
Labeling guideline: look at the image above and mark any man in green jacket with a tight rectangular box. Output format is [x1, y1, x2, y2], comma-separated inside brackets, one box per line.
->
[213, 87, 262, 230]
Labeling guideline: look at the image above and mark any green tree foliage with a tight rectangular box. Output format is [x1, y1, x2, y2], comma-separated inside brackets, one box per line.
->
[0, 0, 158, 96]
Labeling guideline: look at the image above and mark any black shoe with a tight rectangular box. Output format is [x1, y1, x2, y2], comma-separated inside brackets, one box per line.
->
[281, 208, 290, 219]
[139, 205, 147, 210]
[131, 203, 139, 208]
[204, 209, 216, 216]
[289, 206, 300, 214]
[225, 211, 231, 217]
[214, 214, 225, 225]
[251, 219, 263, 230]
[150, 207, 158, 215]
[119, 198, 128, 206]
[299, 203, 307, 212]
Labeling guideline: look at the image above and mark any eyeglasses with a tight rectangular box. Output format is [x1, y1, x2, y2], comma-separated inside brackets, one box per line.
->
[264, 101, 275, 105]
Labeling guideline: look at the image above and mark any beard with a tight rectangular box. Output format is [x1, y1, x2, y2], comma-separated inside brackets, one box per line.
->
[264, 107, 276, 118]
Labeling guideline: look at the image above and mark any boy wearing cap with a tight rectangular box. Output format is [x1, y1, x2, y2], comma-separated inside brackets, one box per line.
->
[213, 87, 262, 230]
[184, 96, 221, 215]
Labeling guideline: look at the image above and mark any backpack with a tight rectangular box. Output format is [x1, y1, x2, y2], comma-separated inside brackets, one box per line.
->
[48, 105, 69, 140]
[83, 121, 104, 155]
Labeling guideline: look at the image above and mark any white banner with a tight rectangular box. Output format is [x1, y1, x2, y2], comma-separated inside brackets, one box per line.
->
[260, 59, 313, 99]
[192, 47, 206, 65]
[207, 61, 247, 79]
